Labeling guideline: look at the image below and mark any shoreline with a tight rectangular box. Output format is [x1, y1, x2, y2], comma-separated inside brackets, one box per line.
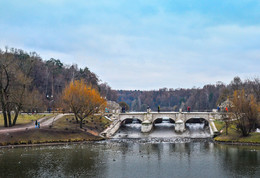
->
[1, 137, 260, 148]
[0, 138, 105, 149]
[214, 140, 260, 146]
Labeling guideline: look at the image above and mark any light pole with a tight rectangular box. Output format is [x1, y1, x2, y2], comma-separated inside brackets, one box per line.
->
[46, 94, 54, 113]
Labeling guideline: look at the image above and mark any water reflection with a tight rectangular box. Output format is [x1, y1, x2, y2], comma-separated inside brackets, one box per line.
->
[216, 144, 260, 177]
[0, 142, 260, 178]
[0, 145, 104, 177]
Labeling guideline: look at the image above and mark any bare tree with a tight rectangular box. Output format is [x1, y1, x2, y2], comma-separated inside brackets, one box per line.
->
[221, 112, 233, 135]
[0, 49, 33, 127]
[231, 89, 259, 136]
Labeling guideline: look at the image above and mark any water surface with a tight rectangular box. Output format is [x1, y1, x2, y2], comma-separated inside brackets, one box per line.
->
[0, 123, 259, 178]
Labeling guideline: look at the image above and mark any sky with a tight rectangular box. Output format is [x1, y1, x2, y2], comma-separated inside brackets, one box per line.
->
[0, 0, 260, 90]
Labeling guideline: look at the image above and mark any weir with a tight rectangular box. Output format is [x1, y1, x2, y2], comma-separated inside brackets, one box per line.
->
[100, 110, 220, 138]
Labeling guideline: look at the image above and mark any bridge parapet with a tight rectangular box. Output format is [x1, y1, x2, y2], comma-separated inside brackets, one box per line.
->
[118, 112, 221, 123]
[183, 112, 221, 122]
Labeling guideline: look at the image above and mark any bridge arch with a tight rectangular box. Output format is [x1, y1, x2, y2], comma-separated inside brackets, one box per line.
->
[185, 117, 209, 126]
[121, 118, 142, 124]
[151, 113, 177, 124]
[119, 114, 144, 125]
[153, 117, 175, 125]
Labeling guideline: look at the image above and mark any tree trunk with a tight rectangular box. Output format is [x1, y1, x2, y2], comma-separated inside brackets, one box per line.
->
[12, 107, 20, 126]
[0, 92, 8, 127]
[7, 109, 12, 127]
[72, 108, 79, 123]
[242, 130, 249, 136]
[13, 84, 25, 126]
[2, 111, 8, 127]
[225, 122, 228, 135]
[73, 113, 79, 123]
[75, 115, 79, 123]
[1, 104, 8, 127]
[241, 125, 249, 136]
[80, 119, 83, 128]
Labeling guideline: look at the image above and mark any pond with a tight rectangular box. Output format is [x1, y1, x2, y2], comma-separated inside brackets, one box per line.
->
[0, 123, 260, 178]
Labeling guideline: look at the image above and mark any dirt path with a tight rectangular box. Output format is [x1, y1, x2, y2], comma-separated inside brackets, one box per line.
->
[80, 128, 99, 136]
[0, 114, 67, 133]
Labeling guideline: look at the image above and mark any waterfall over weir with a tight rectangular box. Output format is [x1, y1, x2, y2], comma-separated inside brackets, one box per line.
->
[112, 120, 211, 139]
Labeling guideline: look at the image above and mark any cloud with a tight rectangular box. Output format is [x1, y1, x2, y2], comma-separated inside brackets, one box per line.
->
[0, 0, 260, 90]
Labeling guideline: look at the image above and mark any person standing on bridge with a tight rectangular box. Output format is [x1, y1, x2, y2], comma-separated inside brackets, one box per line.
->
[122, 106, 125, 113]
[147, 106, 150, 113]
[158, 105, 160, 113]
[187, 106, 191, 112]
[225, 107, 228, 112]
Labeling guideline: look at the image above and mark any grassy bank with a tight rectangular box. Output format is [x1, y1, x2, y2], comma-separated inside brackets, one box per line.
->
[0, 115, 111, 146]
[0, 114, 54, 127]
[214, 120, 260, 144]
[0, 129, 103, 146]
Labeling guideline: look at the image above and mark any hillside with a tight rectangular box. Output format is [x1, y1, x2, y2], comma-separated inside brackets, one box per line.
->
[116, 77, 260, 112]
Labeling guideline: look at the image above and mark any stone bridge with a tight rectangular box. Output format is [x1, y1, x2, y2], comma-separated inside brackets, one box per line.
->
[101, 111, 220, 138]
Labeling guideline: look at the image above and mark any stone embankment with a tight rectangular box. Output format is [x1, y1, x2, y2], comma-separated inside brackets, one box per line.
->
[100, 119, 121, 138]
[209, 119, 219, 137]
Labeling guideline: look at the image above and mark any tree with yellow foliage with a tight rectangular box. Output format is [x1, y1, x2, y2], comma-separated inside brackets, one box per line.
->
[63, 80, 107, 128]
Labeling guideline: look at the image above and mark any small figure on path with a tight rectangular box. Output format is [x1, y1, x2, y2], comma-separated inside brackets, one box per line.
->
[187, 106, 191, 112]
[35, 120, 38, 128]
[38, 122, 40, 128]
[158, 105, 160, 113]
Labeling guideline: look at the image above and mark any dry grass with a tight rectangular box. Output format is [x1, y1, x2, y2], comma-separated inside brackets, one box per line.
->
[52, 115, 111, 132]
[0, 129, 102, 146]
[0, 114, 111, 146]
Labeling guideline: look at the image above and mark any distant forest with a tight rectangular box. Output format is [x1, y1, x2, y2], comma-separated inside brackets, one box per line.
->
[117, 77, 260, 112]
[1, 48, 259, 112]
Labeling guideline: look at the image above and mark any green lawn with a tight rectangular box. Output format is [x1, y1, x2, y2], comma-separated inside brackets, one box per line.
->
[214, 120, 260, 144]
[214, 120, 225, 131]
[0, 114, 52, 127]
